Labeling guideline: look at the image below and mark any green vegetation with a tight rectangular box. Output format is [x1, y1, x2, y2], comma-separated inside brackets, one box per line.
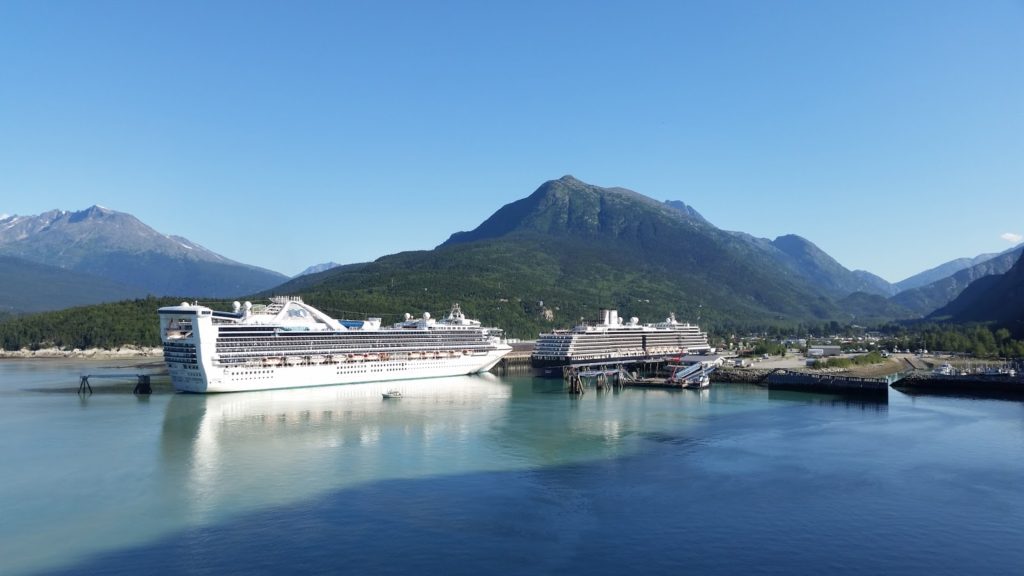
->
[751, 341, 786, 356]
[0, 296, 183, 351]
[813, 351, 885, 369]
[879, 323, 1024, 359]
[1, 177, 1020, 353]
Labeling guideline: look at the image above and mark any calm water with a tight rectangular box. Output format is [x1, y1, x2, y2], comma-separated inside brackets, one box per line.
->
[1, 360, 1022, 575]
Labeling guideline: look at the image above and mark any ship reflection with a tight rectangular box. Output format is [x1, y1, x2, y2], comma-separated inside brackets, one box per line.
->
[159, 374, 512, 521]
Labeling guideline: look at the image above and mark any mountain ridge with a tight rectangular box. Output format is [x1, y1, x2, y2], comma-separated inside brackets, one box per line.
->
[890, 246, 1024, 316]
[930, 250, 1024, 337]
[0, 205, 289, 308]
[271, 176, 907, 337]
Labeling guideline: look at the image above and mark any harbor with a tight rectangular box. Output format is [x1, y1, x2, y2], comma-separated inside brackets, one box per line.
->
[4, 359, 1024, 576]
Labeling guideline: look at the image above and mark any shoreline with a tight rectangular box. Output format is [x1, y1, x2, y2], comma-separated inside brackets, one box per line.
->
[0, 346, 163, 360]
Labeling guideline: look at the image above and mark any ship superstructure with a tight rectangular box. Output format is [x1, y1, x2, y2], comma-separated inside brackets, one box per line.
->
[159, 296, 511, 393]
[531, 309, 711, 369]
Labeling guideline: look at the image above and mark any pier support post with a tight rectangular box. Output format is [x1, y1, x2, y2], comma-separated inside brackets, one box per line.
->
[78, 376, 92, 395]
[133, 375, 152, 395]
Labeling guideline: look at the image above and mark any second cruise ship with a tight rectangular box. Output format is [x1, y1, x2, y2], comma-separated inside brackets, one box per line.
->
[531, 309, 712, 369]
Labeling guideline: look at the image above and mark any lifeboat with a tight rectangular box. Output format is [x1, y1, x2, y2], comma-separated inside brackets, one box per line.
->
[309, 355, 326, 365]
[285, 356, 301, 366]
[364, 353, 380, 362]
[262, 357, 281, 367]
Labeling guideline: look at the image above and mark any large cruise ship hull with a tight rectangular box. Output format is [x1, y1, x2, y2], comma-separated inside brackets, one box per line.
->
[170, 350, 509, 393]
[531, 352, 688, 372]
[159, 298, 512, 394]
[530, 309, 712, 375]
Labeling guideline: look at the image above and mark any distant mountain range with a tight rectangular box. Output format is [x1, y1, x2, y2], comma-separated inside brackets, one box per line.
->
[930, 250, 1024, 336]
[2, 180, 1016, 337]
[891, 246, 1024, 316]
[296, 262, 343, 277]
[0, 206, 288, 312]
[894, 251, 1002, 292]
[266, 176, 925, 336]
[0, 254, 146, 313]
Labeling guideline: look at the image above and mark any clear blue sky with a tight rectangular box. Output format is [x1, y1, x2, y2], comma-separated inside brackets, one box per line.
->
[1, 0, 1021, 282]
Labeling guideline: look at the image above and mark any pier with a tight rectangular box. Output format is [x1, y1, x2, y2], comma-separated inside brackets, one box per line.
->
[761, 369, 901, 395]
[78, 373, 156, 395]
[893, 372, 1024, 396]
[710, 367, 908, 396]
[494, 351, 532, 374]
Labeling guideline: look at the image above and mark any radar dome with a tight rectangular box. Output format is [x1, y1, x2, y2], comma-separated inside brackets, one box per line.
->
[423, 312, 431, 320]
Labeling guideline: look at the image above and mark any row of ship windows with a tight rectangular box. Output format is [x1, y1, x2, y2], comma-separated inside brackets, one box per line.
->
[536, 336, 705, 344]
[535, 340, 707, 350]
[216, 333, 488, 343]
[214, 341, 490, 350]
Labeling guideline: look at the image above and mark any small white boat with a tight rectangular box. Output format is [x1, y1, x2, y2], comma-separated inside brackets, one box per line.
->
[683, 374, 711, 389]
[382, 390, 403, 399]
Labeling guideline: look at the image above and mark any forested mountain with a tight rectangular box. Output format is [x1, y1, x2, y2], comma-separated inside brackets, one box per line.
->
[296, 262, 343, 277]
[0, 296, 182, 350]
[10, 176, 975, 348]
[890, 246, 1024, 316]
[0, 255, 148, 313]
[765, 234, 895, 297]
[0, 206, 288, 307]
[930, 251, 1024, 337]
[894, 250, 1003, 292]
[266, 176, 903, 339]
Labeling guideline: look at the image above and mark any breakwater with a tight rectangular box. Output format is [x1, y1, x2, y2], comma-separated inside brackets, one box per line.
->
[893, 372, 1024, 396]
[712, 367, 896, 395]
[711, 367, 773, 383]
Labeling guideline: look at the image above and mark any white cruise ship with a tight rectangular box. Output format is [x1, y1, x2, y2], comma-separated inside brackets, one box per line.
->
[531, 309, 711, 369]
[158, 296, 511, 393]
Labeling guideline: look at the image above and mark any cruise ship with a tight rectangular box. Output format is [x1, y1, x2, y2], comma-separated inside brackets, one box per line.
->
[158, 296, 511, 393]
[531, 309, 712, 370]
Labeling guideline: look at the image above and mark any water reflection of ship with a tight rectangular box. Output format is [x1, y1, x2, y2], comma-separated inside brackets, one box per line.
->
[159, 374, 511, 519]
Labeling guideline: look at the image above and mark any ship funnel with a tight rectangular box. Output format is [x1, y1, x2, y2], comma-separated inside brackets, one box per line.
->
[609, 310, 619, 325]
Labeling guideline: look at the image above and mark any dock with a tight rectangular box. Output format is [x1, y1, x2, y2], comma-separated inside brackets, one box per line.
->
[493, 351, 532, 374]
[79, 373, 157, 395]
[892, 372, 1024, 396]
[760, 370, 901, 395]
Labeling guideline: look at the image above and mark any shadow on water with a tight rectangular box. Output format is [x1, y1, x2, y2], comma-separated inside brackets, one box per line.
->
[21, 374, 1024, 576]
[766, 388, 889, 412]
[43, 403, 1024, 576]
[892, 387, 1024, 403]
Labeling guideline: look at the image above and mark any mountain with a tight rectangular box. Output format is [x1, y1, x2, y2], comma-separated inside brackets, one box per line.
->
[268, 175, 907, 338]
[765, 234, 896, 298]
[0, 255, 148, 313]
[296, 262, 343, 277]
[895, 251, 1002, 292]
[930, 250, 1024, 336]
[662, 200, 708, 224]
[852, 270, 897, 297]
[890, 246, 1024, 316]
[0, 206, 288, 300]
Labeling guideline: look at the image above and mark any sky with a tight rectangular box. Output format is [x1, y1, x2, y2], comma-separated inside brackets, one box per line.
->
[1, 1, 1021, 282]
